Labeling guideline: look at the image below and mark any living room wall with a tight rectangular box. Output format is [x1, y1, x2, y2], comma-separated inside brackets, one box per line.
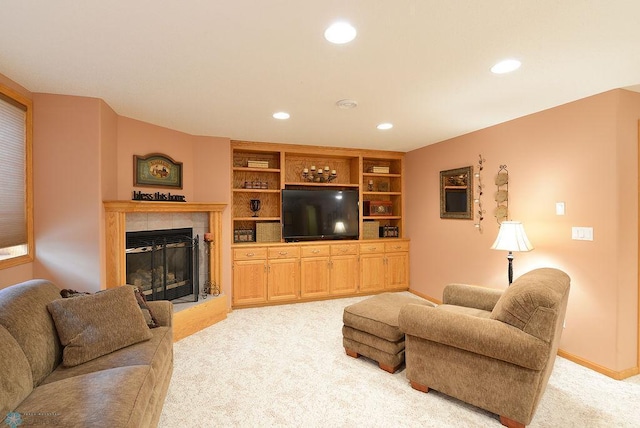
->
[405, 89, 640, 376]
[115, 117, 232, 297]
[0, 68, 233, 297]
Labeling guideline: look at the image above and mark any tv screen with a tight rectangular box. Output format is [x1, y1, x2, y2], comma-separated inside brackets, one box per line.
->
[282, 189, 359, 241]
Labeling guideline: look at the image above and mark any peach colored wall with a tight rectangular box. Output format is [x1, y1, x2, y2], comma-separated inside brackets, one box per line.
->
[116, 119, 231, 298]
[32, 94, 106, 291]
[117, 117, 196, 201]
[0, 73, 33, 288]
[192, 135, 232, 301]
[405, 89, 639, 373]
[99, 101, 119, 290]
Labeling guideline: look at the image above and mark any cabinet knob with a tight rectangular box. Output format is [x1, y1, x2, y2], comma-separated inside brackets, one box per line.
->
[312, 249, 320, 254]
[279, 251, 288, 255]
[246, 252, 255, 257]
[393, 246, 401, 250]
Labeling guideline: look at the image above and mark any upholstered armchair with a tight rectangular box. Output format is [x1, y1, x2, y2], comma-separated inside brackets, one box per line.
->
[398, 268, 570, 428]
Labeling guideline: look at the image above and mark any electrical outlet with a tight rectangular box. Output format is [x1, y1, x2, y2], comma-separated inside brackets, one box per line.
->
[571, 227, 593, 241]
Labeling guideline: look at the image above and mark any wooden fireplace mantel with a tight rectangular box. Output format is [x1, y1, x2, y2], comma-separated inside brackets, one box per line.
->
[103, 201, 227, 290]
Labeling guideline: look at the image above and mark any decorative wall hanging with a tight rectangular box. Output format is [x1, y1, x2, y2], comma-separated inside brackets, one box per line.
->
[495, 165, 509, 223]
[474, 155, 486, 232]
[134, 153, 183, 189]
[440, 166, 473, 219]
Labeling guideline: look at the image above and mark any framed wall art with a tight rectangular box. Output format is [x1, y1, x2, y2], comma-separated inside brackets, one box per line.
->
[133, 153, 183, 189]
[440, 166, 473, 219]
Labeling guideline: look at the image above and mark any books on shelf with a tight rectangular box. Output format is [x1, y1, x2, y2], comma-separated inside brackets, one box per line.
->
[369, 166, 390, 174]
[248, 160, 269, 168]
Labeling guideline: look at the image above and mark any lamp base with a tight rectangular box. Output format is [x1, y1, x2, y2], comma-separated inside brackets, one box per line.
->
[507, 251, 514, 285]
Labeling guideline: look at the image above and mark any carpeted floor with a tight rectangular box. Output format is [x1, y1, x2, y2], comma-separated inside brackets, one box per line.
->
[159, 293, 640, 427]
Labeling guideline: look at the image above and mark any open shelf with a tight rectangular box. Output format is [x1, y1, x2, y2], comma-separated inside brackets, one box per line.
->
[232, 141, 404, 244]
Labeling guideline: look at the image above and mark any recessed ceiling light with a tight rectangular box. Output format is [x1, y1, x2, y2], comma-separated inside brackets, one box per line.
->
[491, 59, 521, 74]
[273, 112, 290, 120]
[324, 21, 357, 44]
[336, 99, 358, 109]
[377, 123, 393, 130]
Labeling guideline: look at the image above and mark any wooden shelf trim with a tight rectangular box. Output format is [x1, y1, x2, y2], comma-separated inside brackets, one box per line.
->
[284, 182, 359, 187]
[104, 201, 226, 213]
[363, 172, 402, 178]
[233, 189, 281, 193]
[233, 167, 281, 173]
[235, 216, 280, 221]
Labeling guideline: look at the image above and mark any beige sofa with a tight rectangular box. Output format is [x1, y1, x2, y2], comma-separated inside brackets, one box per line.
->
[398, 268, 570, 428]
[0, 279, 173, 427]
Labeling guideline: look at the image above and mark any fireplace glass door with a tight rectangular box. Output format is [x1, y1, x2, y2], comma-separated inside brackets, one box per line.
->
[125, 228, 199, 302]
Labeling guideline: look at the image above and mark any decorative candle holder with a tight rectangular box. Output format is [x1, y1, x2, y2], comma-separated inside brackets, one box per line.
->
[301, 165, 337, 183]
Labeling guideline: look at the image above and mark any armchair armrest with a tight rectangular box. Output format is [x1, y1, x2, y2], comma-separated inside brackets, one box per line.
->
[443, 283, 503, 311]
[398, 304, 549, 370]
[146, 300, 173, 327]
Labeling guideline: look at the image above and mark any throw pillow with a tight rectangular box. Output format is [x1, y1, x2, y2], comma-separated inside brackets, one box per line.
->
[60, 288, 91, 298]
[133, 287, 159, 328]
[47, 285, 152, 367]
[60, 286, 159, 329]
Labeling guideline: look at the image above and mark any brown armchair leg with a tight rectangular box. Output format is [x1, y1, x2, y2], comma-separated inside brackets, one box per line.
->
[499, 415, 525, 428]
[409, 380, 429, 393]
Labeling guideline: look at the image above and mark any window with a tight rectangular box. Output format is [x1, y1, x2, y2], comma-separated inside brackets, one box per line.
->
[0, 84, 33, 268]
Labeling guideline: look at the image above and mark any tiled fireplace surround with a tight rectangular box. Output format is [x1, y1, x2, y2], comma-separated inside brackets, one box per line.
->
[126, 211, 209, 298]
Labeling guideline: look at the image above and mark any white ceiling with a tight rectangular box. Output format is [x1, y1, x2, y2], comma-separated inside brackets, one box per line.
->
[2, 1, 640, 152]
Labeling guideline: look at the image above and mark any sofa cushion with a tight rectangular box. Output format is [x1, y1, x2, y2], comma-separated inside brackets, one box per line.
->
[0, 280, 62, 387]
[47, 286, 152, 367]
[15, 365, 156, 427]
[41, 326, 172, 385]
[0, 325, 33, 415]
[490, 268, 570, 342]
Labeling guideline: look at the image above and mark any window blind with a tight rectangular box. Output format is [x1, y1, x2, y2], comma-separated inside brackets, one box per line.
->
[0, 95, 27, 249]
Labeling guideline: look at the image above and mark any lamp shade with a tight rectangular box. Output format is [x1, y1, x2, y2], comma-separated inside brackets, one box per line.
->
[491, 221, 534, 252]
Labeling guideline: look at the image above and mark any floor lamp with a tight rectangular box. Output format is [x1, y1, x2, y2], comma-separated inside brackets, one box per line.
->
[491, 221, 533, 285]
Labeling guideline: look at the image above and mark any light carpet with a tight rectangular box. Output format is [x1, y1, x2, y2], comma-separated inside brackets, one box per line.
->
[159, 293, 640, 427]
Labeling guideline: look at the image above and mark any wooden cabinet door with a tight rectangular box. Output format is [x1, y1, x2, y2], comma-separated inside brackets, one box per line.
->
[268, 258, 299, 301]
[300, 256, 330, 298]
[232, 259, 267, 305]
[360, 253, 385, 292]
[330, 254, 359, 295]
[385, 251, 409, 289]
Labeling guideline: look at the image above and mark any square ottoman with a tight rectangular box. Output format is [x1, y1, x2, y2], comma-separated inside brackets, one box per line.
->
[342, 292, 435, 373]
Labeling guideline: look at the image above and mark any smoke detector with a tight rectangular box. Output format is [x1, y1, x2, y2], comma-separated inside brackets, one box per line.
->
[336, 99, 358, 109]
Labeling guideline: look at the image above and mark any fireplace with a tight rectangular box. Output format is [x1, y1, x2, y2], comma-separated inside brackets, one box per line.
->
[125, 228, 200, 302]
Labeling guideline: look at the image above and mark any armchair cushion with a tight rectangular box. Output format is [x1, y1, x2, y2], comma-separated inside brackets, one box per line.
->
[399, 304, 549, 370]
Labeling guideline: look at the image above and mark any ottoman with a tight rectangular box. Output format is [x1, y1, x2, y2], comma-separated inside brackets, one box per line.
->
[342, 293, 435, 373]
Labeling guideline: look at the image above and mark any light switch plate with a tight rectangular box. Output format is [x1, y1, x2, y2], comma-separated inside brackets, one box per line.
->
[555, 202, 565, 215]
[571, 227, 593, 241]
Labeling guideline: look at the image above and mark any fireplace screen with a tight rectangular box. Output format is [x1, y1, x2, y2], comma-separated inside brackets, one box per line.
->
[125, 228, 199, 302]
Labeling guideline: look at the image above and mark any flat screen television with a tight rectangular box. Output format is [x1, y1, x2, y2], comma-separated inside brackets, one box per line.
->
[282, 188, 359, 241]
